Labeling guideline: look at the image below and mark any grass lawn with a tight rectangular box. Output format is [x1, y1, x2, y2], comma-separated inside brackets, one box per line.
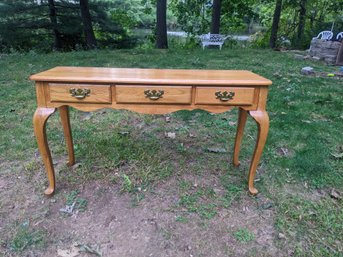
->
[0, 48, 342, 256]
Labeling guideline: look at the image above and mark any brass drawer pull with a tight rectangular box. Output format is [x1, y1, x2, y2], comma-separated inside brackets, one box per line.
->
[69, 88, 91, 100]
[144, 89, 164, 100]
[215, 91, 235, 102]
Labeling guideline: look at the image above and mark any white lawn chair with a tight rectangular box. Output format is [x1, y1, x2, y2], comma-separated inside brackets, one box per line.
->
[316, 31, 333, 40]
[200, 33, 230, 50]
[336, 32, 343, 41]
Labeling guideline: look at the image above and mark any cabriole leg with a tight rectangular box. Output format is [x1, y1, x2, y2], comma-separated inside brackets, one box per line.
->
[33, 108, 56, 196]
[247, 111, 269, 195]
[59, 106, 75, 166]
[233, 108, 248, 166]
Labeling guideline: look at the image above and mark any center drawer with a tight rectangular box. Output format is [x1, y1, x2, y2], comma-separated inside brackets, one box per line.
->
[115, 85, 192, 104]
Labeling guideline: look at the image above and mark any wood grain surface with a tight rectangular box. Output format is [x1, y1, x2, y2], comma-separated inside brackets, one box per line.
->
[116, 85, 192, 104]
[30, 67, 272, 86]
[195, 87, 256, 105]
[49, 83, 111, 103]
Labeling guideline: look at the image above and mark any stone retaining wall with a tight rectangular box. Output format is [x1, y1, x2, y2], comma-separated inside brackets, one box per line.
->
[309, 38, 341, 64]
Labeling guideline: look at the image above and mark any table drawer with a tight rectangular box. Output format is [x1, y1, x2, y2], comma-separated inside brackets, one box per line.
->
[49, 83, 111, 103]
[195, 87, 256, 105]
[116, 85, 192, 104]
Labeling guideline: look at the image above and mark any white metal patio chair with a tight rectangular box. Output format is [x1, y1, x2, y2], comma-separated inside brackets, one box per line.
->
[316, 31, 333, 40]
[336, 32, 343, 41]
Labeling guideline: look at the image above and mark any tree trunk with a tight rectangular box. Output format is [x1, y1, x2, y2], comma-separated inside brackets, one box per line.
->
[269, 0, 282, 49]
[48, 0, 62, 51]
[156, 0, 168, 49]
[210, 0, 221, 34]
[296, 0, 307, 47]
[79, 0, 97, 48]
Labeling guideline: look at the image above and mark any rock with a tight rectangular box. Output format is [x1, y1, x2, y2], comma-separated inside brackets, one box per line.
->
[324, 55, 337, 64]
[312, 56, 321, 61]
[294, 54, 305, 60]
[301, 67, 314, 75]
[309, 38, 341, 64]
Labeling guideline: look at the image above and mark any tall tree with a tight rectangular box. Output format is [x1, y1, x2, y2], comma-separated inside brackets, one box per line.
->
[48, 0, 62, 50]
[210, 0, 221, 34]
[79, 0, 97, 48]
[269, 0, 282, 48]
[296, 0, 307, 47]
[156, 0, 168, 49]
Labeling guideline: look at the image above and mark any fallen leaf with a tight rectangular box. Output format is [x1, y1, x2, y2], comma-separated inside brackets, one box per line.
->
[331, 152, 343, 159]
[330, 189, 341, 200]
[261, 202, 273, 210]
[81, 112, 92, 121]
[57, 244, 80, 257]
[77, 244, 102, 257]
[206, 147, 227, 153]
[301, 120, 312, 124]
[278, 233, 286, 240]
[165, 132, 176, 139]
[59, 202, 76, 214]
[277, 147, 290, 157]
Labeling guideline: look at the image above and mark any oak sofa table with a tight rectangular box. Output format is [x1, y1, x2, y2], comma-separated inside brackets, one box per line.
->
[30, 67, 272, 196]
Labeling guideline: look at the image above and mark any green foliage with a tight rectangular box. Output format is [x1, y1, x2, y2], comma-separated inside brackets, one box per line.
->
[170, 0, 255, 35]
[121, 174, 133, 192]
[0, 0, 138, 52]
[175, 216, 189, 223]
[275, 196, 343, 256]
[250, 31, 270, 48]
[1, 0, 342, 51]
[65, 190, 88, 212]
[255, 0, 343, 49]
[220, 0, 256, 34]
[178, 185, 218, 219]
[170, 0, 210, 35]
[10, 221, 45, 252]
[233, 228, 255, 243]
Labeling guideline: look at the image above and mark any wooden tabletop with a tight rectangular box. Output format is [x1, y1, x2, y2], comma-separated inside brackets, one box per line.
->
[30, 66, 272, 86]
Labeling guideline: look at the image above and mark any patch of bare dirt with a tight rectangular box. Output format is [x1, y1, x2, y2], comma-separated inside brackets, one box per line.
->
[0, 160, 284, 257]
[282, 183, 325, 202]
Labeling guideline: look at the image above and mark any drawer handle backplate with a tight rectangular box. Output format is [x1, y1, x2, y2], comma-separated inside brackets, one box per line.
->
[215, 91, 235, 102]
[144, 89, 164, 100]
[69, 88, 91, 100]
